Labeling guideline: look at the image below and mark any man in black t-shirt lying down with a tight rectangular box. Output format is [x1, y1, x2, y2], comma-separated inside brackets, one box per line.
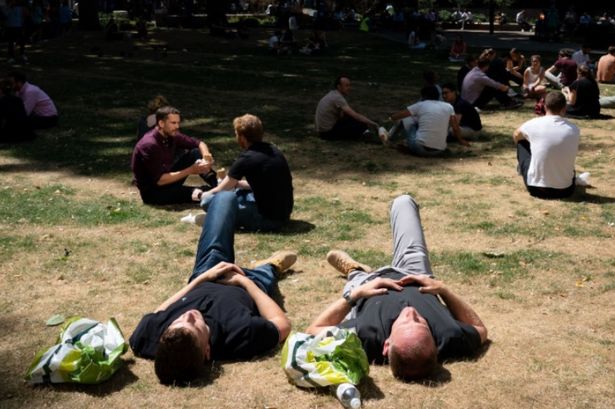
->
[130, 190, 296, 385]
[306, 195, 488, 380]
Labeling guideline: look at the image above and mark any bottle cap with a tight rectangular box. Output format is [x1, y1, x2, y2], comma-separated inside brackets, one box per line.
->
[350, 397, 361, 409]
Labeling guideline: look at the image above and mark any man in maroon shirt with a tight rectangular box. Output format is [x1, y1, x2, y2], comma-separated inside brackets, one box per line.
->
[131, 106, 216, 205]
[545, 49, 578, 89]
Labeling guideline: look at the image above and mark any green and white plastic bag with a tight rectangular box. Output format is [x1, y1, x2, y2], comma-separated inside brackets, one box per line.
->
[25, 317, 128, 384]
[281, 327, 369, 388]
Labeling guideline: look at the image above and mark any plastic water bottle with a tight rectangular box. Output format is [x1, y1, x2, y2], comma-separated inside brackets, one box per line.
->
[334, 383, 361, 409]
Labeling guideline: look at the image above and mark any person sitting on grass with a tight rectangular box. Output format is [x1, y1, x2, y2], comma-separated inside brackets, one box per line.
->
[130, 190, 295, 385]
[461, 57, 521, 110]
[505, 48, 526, 86]
[198, 114, 293, 232]
[545, 48, 577, 89]
[563, 64, 600, 119]
[299, 30, 327, 55]
[315, 75, 379, 141]
[522, 55, 547, 99]
[131, 106, 217, 205]
[596, 46, 615, 84]
[448, 34, 467, 62]
[306, 194, 488, 381]
[441, 82, 482, 141]
[513, 91, 580, 200]
[381, 85, 464, 156]
[9, 71, 59, 129]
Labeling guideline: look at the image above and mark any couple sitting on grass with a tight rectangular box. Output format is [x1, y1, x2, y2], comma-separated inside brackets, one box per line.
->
[130, 193, 488, 385]
[132, 111, 293, 232]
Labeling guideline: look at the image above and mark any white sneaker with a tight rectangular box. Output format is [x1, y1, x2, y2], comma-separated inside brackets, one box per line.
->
[180, 213, 196, 224]
[576, 172, 591, 187]
[180, 213, 206, 226]
[378, 127, 389, 145]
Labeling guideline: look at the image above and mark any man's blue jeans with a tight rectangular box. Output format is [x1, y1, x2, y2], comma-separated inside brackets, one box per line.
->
[188, 191, 277, 294]
[201, 189, 284, 232]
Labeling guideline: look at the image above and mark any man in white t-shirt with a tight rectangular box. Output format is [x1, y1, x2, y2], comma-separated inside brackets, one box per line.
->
[513, 91, 580, 199]
[315, 75, 379, 140]
[385, 86, 457, 157]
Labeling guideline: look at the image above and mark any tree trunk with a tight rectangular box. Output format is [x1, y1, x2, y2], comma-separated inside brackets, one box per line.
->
[78, 0, 101, 30]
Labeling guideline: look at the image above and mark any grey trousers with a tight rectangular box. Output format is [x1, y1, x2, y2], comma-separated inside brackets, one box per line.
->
[343, 195, 434, 315]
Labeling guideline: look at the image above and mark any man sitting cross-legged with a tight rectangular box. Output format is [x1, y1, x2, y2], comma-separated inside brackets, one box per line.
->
[382, 86, 464, 157]
[513, 91, 580, 199]
[131, 106, 218, 205]
[306, 195, 488, 380]
[130, 190, 295, 385]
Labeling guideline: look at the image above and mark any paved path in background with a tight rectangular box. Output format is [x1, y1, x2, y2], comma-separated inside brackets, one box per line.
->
[376, 28, 599, 55]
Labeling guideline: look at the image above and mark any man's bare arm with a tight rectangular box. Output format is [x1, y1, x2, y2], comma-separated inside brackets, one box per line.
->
[219, 273, 291, 343]
[512, 127, 526, 143]
[157, 160, 210, 186]
[341, 105, 379, 129]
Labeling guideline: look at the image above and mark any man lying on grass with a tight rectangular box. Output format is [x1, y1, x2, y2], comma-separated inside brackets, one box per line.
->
[306, 195, 488, 380]
[130, 191, 296, 384]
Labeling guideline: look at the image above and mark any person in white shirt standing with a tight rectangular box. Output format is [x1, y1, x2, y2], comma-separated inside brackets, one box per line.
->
[513, 91, 580, 199]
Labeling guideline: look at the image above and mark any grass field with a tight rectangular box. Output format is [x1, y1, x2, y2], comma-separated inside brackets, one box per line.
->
[1, 26, 614, 409]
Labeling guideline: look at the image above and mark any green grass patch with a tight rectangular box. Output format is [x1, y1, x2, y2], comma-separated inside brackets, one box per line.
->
[0, 183, 170, 227]
[432, 249, 564, 284]
[0, 234, 37, 262]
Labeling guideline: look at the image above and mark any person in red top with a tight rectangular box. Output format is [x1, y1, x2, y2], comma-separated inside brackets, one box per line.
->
[131, 106, 217, 205]
[545, 49, 577, 89]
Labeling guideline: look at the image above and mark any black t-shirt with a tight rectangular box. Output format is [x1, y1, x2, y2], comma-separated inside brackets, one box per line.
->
[453, 97, 482, 130]
[567, 77, 600, 118]
[129, 282, 280, 360]
[228, 141, 293, 221]
[339, 270, 481, 364]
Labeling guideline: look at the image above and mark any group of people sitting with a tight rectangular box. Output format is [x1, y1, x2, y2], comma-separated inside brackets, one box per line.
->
[314, 49, 612, 201]
[268, 29, 328, 56]
[0, 71, 58, 143]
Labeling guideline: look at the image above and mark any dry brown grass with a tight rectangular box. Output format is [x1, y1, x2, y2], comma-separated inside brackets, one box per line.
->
[1, 27, 614, 409]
